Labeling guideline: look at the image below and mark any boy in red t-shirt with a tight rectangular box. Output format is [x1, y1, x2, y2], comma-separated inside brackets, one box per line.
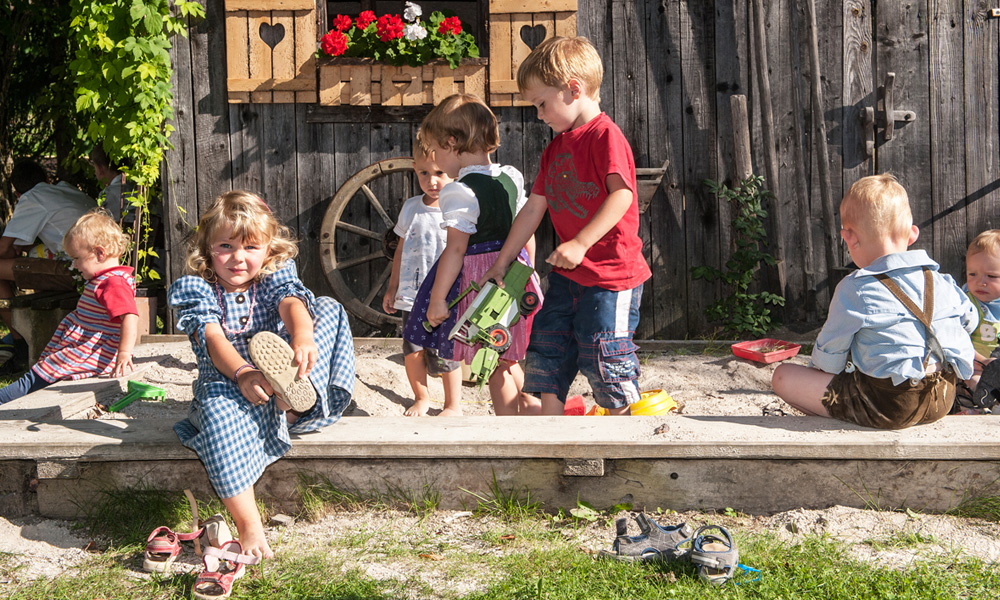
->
[480, 36, 651, 415]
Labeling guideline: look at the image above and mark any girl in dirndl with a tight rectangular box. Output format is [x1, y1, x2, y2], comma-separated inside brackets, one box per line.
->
[0, 209, 138, 405]
[168, 191, 354, 561]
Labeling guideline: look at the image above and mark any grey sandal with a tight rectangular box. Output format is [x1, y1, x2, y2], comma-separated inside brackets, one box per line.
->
[248, 331, 316, 412]
[691, 525, 738, 585]
[598, 513, 693, 563]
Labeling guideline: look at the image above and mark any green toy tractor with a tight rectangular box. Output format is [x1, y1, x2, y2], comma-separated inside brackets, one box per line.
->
[423, 261, 539, 387]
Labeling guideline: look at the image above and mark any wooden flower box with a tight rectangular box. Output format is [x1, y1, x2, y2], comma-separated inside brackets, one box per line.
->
[317, 57, 488, 106]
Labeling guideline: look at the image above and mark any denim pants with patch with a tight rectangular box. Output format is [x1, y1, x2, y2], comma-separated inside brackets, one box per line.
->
[523, 272, 643, 409]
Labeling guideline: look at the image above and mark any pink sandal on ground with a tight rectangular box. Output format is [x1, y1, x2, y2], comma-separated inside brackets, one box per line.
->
[192, 540, 261, 600]
[142, 525, 204, 573]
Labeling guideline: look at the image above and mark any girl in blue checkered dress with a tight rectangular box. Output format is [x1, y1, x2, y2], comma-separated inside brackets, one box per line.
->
[168, 191, 354, 560]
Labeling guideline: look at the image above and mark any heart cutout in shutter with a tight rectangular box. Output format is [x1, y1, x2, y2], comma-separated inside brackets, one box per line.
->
[259, 23, 285, 50]
[519, 25, 547, 50]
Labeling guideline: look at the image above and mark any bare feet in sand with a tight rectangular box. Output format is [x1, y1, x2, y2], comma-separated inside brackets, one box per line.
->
[438, 406, 463, 417]
[404, 397, 431, 416]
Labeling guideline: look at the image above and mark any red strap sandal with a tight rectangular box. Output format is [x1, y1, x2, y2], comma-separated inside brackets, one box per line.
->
[142, 525, 204, 573]
[192, 541, 260, 600]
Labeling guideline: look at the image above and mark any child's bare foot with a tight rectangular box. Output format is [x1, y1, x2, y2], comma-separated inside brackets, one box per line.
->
[239, 525, 274, 560]
[404, 398, 430, 416]
[437, 406, 463, 417]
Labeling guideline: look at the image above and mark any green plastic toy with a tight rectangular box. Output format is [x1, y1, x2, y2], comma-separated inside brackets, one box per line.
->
[423, 262, 539, 387]
[108, 380, 166, 412]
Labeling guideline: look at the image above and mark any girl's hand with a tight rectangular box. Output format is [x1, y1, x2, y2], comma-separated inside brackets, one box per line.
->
[112, 352, 135, 378]
[426, 298, 450, 328]
[291, 334, 318, 379]
[237, 368, 272, 406]
[546, 239, 587, 270]
[382, 288, 397, 314]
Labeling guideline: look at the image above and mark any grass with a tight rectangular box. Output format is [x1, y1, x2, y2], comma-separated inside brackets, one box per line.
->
[461, 470, 542, 521]
[297, 472, 442, 520]
[5, 485, 1000, 599]
[5, 515, 999, 600]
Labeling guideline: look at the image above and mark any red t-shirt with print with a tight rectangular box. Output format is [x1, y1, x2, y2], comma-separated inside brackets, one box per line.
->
[531, 112, 651, 291]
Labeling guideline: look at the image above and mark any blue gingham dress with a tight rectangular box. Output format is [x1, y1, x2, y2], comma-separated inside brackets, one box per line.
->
[168, 260, 355, 498]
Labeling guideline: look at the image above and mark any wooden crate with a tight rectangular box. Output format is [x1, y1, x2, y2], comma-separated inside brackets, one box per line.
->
[488, 0, 577, 106]
[318, 58, 488, 106]
[225, 0, 318, 103]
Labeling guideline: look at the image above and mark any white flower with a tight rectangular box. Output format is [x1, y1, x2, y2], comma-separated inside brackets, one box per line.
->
[404, 2, 422, 22]
[404, 23, 427, 41]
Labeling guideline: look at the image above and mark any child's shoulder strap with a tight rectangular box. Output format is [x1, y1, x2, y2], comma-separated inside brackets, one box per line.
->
[874, 268, 944, 367]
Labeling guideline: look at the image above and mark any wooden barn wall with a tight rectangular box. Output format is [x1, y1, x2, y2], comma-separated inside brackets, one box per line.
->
[164, 0, 1000, 338]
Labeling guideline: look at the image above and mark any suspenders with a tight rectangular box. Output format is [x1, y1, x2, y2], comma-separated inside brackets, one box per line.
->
[874, 268, 946, 369]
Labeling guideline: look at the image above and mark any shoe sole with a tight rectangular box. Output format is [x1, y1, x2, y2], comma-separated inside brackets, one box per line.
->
[248, 331, 316, 412]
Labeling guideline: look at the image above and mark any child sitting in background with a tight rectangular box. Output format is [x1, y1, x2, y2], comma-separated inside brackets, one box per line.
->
[403, 94, 541, 416]
[383, 138, 463, 417]
[960, 230, 1000, 411]
[0, 209, 138, 405]
[772, 174, 976, 429]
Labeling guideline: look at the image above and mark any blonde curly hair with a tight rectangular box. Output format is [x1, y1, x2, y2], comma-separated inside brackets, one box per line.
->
[63, 208, 130, 260]
[185, 190, 298, 282]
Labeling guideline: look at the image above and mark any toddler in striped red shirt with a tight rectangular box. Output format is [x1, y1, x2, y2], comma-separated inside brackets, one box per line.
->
[0, 209, 138, 404]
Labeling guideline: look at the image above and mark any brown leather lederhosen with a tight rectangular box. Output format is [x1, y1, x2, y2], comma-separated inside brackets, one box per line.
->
[821, 268, 956, 429]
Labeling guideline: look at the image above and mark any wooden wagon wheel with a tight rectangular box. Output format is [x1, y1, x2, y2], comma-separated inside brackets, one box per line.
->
[320, 157, 414, 329]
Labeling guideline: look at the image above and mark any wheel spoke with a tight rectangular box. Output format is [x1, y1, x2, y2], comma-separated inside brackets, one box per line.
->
[336, 250, 384, 270]
[360, 184, 395, 229]
[363, 263, 393, 307]
[335, 221, 382, 240]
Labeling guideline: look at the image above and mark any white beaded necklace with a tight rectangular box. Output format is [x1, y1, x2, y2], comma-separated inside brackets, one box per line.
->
[215, 282, 257, 335]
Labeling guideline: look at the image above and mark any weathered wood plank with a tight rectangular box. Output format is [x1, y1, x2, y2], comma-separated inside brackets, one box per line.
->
[964, 2, 1000, 239]
[261, 104, 298, 231]
[929, 0, 969, 280]
[640, 0, 687, 338]
[809, 0, 845, 307]
[229, 105, 264, 194]
[713, 0, 748, 306]
[294, 105, 334, 298]
[785, 0, 816, 320]
[333, 123, 374, 333]
[164, 10, 199, 305]
[876, 2, 932, 257]
[680, 0, 719, 335]
[192, 0, 234, 216]
[841, 0, 872, 203]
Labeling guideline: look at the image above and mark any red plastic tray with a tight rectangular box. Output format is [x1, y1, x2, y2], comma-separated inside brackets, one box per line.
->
[731, 338, 801, 364]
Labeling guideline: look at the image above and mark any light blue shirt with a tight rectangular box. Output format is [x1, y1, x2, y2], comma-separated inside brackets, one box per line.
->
[810, 250, 977, 385]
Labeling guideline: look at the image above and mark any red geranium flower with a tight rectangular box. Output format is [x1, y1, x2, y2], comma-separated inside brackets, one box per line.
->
[332, 14, 352, 32]
[356, 10, 376, 29]
[438, 16, 461, 35]
[376, 14, 404, 41]
[321, 30, 349, 56]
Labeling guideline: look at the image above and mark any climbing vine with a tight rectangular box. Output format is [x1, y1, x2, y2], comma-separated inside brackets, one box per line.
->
[68, 0, 204, 283]
[691, 175, 785, 337]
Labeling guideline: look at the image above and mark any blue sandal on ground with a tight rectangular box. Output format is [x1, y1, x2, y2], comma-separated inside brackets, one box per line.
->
[690, 525, 760, 585]
[599, 513, 693, 563]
